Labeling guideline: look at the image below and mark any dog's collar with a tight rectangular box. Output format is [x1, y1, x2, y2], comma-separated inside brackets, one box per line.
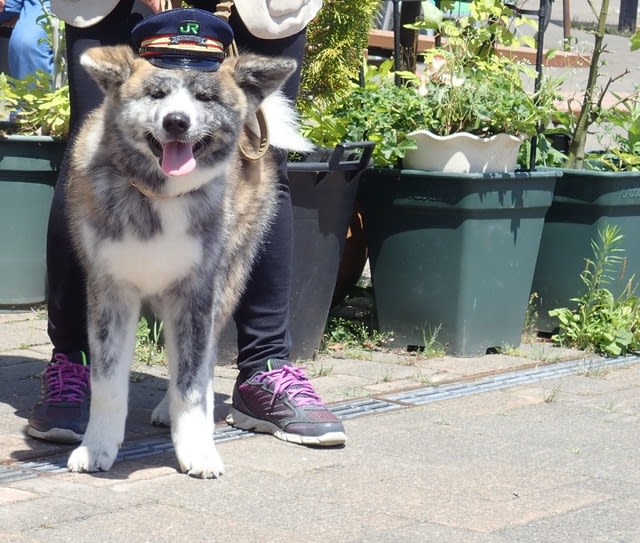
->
[130, 181, 191, 199]
[239, 108, 269, 161]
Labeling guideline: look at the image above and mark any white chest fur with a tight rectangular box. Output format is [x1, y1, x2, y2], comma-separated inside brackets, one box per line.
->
[84, 199, 203, 296]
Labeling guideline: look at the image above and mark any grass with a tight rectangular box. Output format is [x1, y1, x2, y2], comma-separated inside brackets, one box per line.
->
[308, 362, 334, 378]
[418, 323, 447, 358]
[321, 315, 391, 353]
[577, 360, 611, 378]
[522, 292, 540, 343]
[341, 387, 369, 401]
[543, 380, 563, 403]
[415, 370, 440, 387]
[499, 342, 567, 363]
[337, 348, 376, 361]
[135, 316, 166, 367]
[570, 20, 636, 38]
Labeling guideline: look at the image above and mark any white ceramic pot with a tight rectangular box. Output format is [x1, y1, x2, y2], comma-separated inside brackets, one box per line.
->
[403, 130, 525, 173]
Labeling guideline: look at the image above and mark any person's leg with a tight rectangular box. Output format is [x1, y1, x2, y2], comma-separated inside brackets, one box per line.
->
[222, 9, 346, 445]
[29, 0, 145, 443]
[232, 159, 293, 380]
[46, 0, 141, 356]
[229, 8, 301, 381]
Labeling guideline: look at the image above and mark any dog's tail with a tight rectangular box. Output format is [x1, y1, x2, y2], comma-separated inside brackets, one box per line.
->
[259, 91, 314, 154]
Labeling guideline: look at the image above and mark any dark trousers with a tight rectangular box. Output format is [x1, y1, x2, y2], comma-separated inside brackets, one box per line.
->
[46, 1, 306, 379]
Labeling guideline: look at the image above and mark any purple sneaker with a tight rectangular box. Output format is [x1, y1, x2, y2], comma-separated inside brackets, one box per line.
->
[226, 359, 346, 446]
[27, 352, 90, 443]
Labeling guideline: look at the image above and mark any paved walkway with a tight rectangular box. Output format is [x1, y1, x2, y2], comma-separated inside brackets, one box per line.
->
[2, 310, 640, 542]
[2, 2, 640, 541]
[526, 0, 639, 97]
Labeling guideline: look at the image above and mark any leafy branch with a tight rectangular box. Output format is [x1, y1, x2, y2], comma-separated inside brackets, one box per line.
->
[550, 225, 640, 356]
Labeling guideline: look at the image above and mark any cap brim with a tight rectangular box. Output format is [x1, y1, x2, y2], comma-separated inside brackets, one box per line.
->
[148, 57, 223, 72]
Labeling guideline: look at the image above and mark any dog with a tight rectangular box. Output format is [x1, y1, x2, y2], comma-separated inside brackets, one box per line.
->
[64, 44, 310, 478]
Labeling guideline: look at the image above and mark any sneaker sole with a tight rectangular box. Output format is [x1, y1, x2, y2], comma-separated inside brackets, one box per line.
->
[26, 425, 83, 444]
[226, 408, 346, 447]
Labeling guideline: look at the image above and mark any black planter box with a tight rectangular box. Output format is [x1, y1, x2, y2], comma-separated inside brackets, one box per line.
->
[217, 143, 374, 362]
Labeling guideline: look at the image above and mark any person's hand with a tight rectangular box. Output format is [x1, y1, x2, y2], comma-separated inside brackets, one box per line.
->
[0, 0, 5, 13]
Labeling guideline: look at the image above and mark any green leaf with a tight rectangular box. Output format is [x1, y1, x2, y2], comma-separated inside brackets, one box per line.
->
[420, 1, 444, 28]
[631, 29, 640, 51]
[520, 35, 536, 49]
[545, 48, 559, 60]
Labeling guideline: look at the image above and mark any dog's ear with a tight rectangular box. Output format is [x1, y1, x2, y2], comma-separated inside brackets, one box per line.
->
[80, 45, 137, 94]
[233, 55, 296, 110]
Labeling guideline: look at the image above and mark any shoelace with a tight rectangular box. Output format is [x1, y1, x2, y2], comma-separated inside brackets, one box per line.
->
[43, 353, 90, 403]
[259, 365, 323, 409]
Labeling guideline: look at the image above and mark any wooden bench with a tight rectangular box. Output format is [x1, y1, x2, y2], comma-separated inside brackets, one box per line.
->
[368, 29, 591, 68]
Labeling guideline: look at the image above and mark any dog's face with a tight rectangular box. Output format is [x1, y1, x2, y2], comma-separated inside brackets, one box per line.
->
[80, 46, 295, 183]
[122, 65, 234, 177]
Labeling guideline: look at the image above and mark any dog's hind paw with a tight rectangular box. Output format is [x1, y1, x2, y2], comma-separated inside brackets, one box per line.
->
[175, 442, 224, 479]
[67, 443, 118, 473]
[150, 392, 170, 427]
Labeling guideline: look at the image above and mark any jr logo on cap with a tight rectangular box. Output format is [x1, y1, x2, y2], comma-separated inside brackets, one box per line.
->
[179, 21, 200, 35]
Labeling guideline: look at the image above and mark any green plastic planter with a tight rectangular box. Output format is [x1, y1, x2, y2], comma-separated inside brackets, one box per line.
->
[532, 168, 640, 332]
[0, 136, 65, 308]
[358, 168, 559, 356]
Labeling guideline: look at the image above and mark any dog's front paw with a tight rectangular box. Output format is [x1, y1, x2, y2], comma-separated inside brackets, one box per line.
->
[175, 441, 224, 479]
[68, 440, 119, 473]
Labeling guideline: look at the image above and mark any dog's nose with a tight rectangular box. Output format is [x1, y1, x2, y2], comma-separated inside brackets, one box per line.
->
[163, 112, 191, 138]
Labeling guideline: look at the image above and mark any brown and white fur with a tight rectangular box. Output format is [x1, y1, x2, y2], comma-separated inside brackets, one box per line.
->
[65, 45, 310, 478]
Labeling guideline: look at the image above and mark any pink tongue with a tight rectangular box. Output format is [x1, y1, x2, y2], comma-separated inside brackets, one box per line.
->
[161, 141, 196, 176]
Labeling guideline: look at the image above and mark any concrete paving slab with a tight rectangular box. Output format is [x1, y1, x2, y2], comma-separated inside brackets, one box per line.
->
[0, 359, 638, 541]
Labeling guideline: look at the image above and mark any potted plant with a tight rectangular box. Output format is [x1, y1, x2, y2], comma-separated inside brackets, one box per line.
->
[304, 0, 558, 172]
[302, 0, 562, 356]
[0, 7, 69, 308]
[402, 0, 561, 173]
[530, 1, 640, 332]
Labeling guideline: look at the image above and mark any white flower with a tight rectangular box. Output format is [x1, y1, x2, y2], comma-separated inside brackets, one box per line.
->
[417, 54, 465, 95]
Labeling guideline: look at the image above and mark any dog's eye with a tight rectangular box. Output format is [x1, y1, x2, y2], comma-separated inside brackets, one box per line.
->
[148, 88, 167, 100]
[195, 91, 214, 102]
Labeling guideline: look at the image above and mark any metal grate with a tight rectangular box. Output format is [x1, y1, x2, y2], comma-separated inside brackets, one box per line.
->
[331, 398, 404, 420]
[386, 355, 639, 406]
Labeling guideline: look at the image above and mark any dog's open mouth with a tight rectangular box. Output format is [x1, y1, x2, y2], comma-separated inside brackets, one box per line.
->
[146, 134, 210, 177]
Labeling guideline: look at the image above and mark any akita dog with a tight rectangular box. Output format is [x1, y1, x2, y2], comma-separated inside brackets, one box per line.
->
[65, 44, 310, 478]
